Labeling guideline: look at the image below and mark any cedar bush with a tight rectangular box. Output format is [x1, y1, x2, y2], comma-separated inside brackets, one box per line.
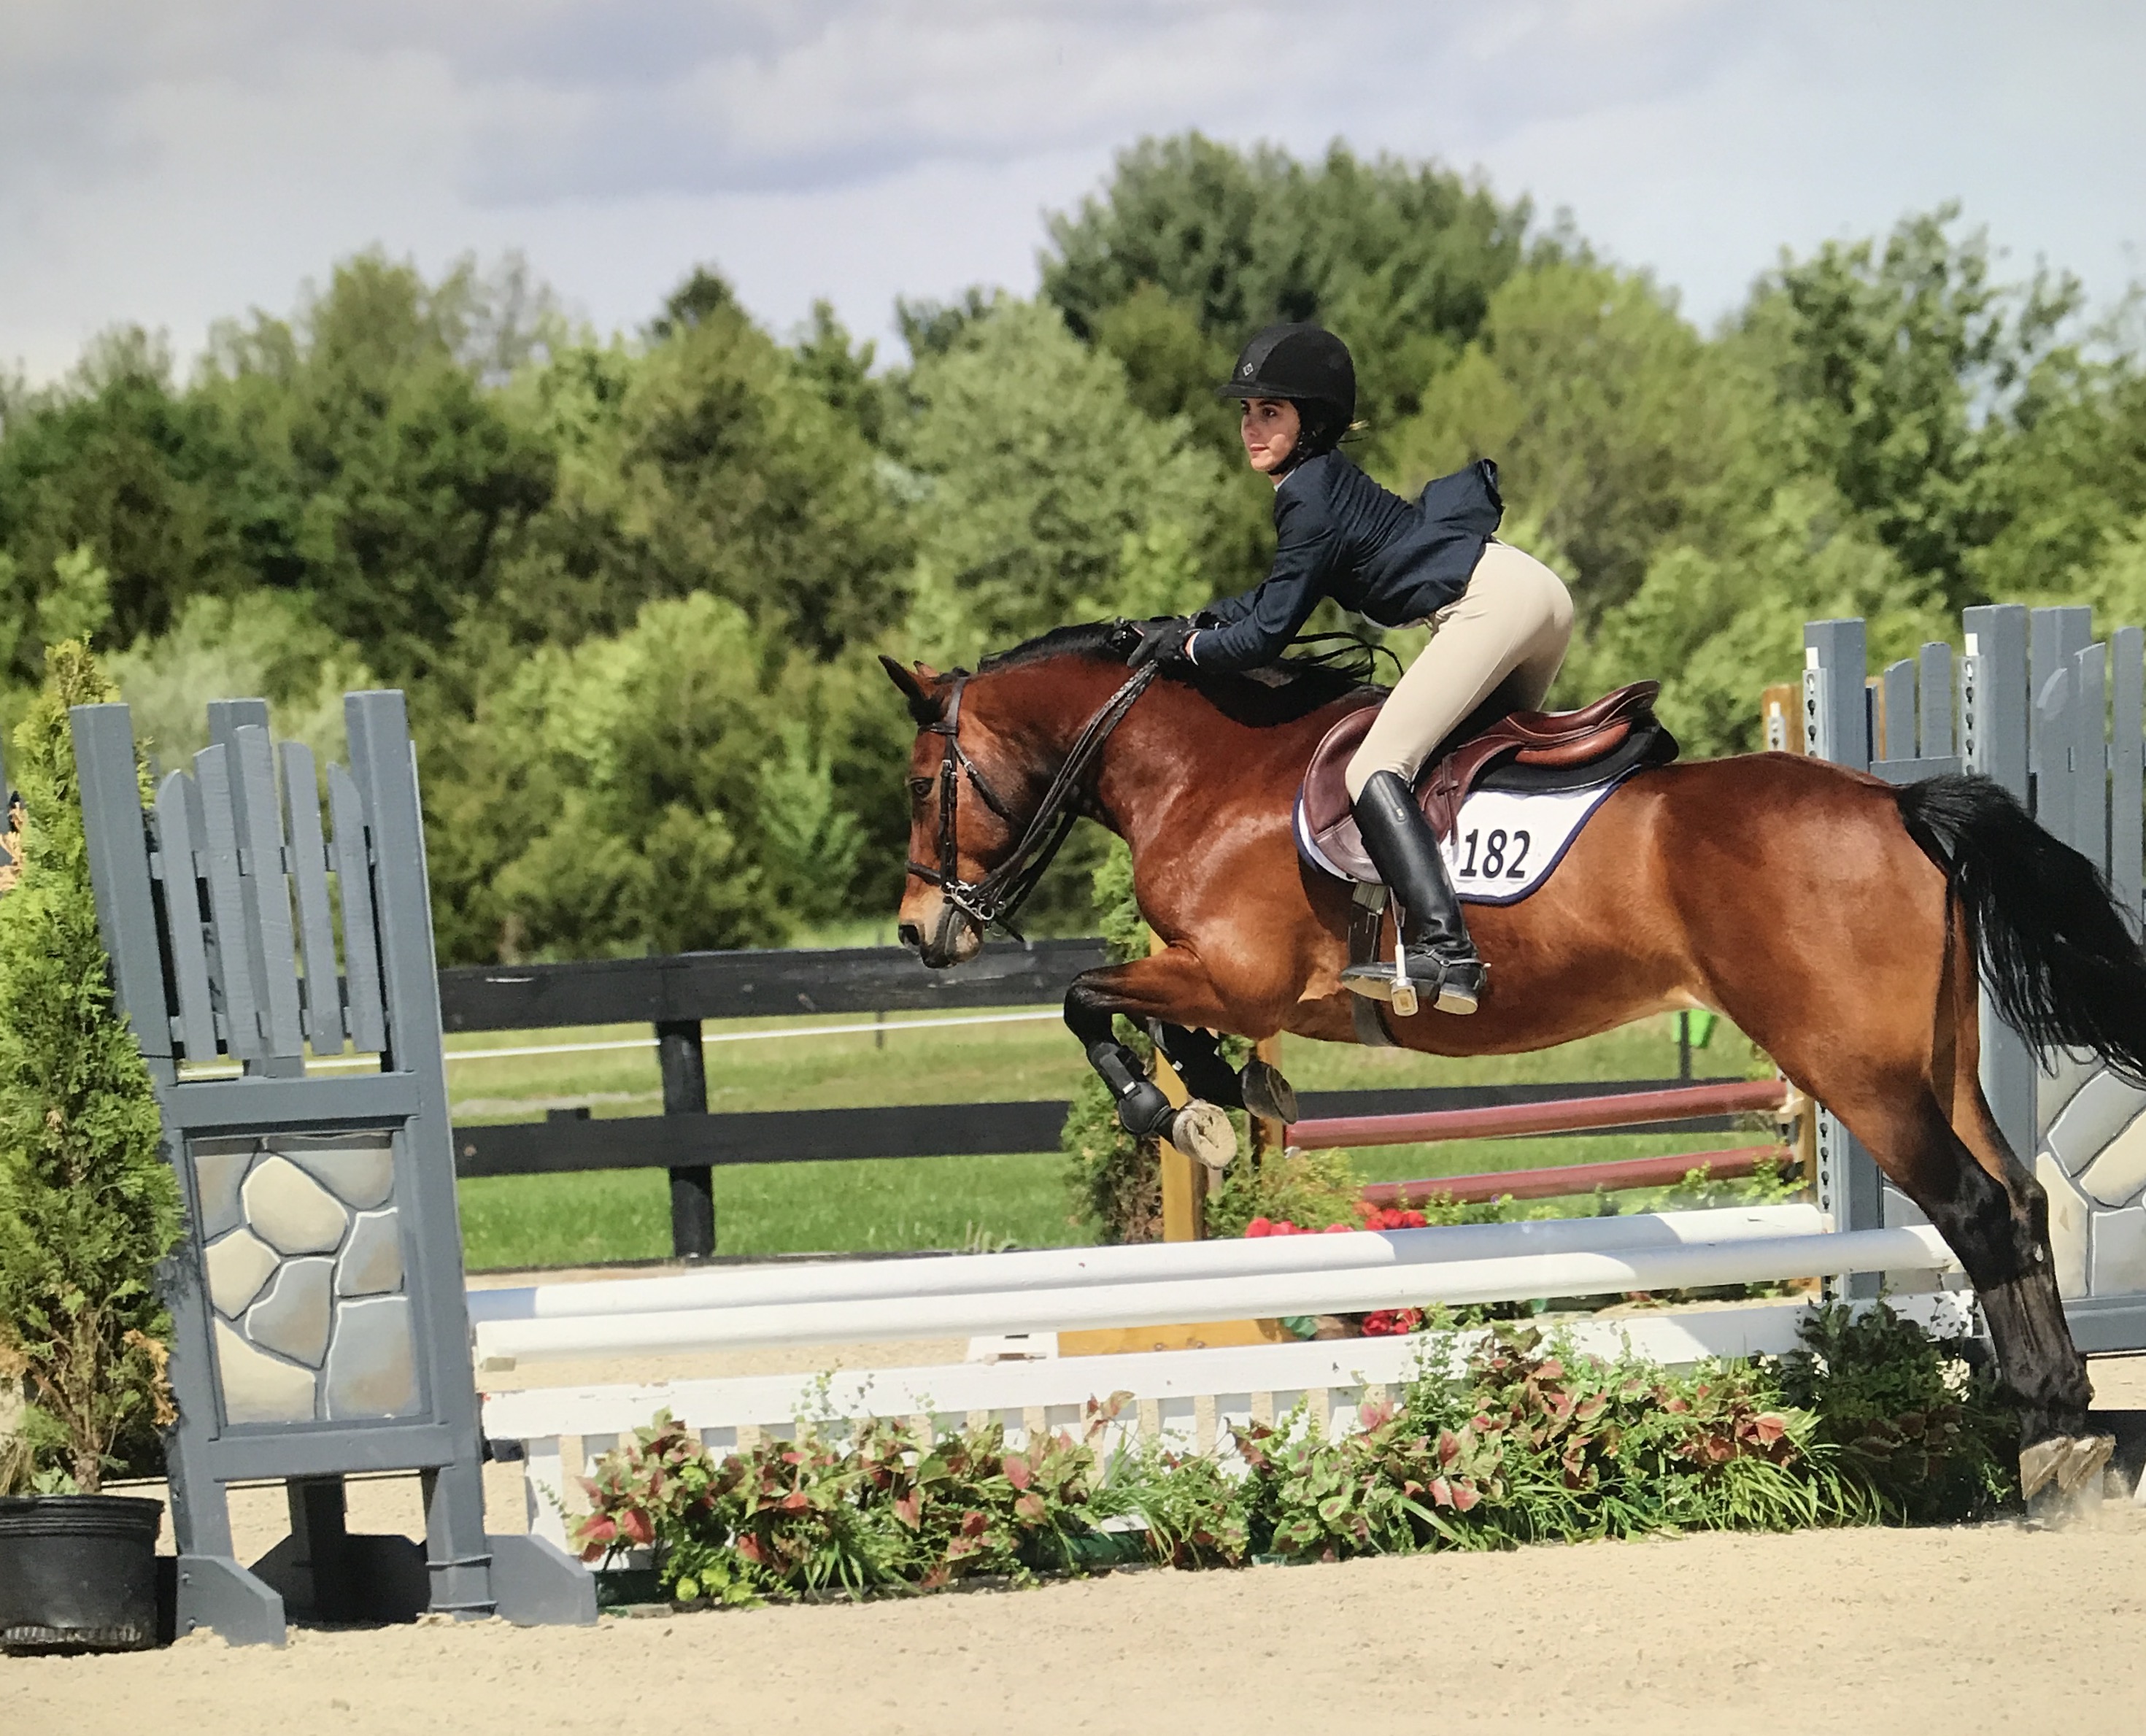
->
[0, 643, 180, 1492]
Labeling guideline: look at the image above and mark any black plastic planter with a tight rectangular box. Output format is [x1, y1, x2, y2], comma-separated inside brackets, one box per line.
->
[0, 1494, 163, 1652]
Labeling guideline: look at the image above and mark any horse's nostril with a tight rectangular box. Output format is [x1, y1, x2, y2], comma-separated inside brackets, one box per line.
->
[898, 922, 923, 950]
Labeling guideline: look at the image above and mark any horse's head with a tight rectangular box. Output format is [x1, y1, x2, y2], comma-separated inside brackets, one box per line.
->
[881, 653, 1035, 968]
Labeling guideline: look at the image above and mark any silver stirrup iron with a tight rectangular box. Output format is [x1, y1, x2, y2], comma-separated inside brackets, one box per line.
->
[1389, 902, 1418, 1018]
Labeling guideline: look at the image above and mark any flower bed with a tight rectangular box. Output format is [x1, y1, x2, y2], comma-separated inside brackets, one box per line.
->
[566, 1303, 2018, 1608]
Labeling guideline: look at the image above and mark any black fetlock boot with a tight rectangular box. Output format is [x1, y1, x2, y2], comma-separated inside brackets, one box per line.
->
[1340, 770, 1485, 1016]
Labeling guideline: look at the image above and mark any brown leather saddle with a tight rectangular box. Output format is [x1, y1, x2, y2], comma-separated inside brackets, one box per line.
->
[1296, 681, 1675, 883]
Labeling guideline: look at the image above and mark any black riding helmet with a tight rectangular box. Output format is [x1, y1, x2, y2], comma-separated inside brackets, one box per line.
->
[1216, 323, 1356, 467]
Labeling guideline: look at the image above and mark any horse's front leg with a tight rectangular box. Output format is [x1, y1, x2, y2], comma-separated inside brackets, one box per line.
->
[1063, 946, 1267, 1170]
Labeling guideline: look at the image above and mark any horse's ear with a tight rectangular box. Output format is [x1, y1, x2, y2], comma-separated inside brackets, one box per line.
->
[879, 653, 943, 727]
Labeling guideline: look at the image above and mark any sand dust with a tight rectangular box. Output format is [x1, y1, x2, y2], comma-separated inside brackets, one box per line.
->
[31, 1274, 2145, 1735]
[6, 1516, 2145, 1736]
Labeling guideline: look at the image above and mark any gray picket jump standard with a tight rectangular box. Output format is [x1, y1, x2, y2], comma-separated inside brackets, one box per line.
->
[72, 690, 594, 1645]
[1804, 606, 2146, 1350]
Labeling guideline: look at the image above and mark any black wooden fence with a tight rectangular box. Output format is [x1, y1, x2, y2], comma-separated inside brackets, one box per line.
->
[440, 939, 1745, 1260]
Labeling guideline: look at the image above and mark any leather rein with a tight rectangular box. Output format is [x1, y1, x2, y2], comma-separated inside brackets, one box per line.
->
[907, 662, 1158, 948]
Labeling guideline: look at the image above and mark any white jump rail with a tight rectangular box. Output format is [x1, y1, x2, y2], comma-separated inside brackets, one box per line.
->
[467, 1203, 1828, 1327]
[473, 1218, 1956, 1367]
[483, 1292, 1979, 1549]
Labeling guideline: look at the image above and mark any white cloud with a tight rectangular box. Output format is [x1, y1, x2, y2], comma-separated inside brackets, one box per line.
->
[0, 0, 2140, 382]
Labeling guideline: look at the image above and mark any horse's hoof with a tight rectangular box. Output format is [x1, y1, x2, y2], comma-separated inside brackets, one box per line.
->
[1239, 1060, 1297, 1124]
[1171, 1100, 1237, 1171]
[2020, 1432, 2115, 1504]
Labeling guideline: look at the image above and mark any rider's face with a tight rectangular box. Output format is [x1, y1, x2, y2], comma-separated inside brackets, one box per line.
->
[1240, 398, 1300, 477]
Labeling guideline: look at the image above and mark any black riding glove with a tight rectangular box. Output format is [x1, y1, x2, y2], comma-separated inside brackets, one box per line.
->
[1127, 616, 1196, 670]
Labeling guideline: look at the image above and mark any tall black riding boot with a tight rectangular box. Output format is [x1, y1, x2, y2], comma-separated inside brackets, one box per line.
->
[1340, 770, 1485, 1016]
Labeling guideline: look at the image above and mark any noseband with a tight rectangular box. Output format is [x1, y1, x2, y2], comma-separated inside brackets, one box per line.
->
[907, 663, 1158, 950]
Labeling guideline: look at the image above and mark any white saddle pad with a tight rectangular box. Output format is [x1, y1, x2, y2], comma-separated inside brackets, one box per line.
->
[1294, 780, 1624, 905]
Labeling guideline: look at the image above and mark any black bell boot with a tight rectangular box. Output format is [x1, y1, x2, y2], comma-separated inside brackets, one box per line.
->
[1339, 770, 1485, 1016]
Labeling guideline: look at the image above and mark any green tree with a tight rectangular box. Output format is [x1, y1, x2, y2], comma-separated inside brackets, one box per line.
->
[1736, 207, 2079, 609]
[0, 330, 239, 666]
[1562, 480, 1948, 755]
[890, 298, 1232, 663]
[424, 592, 905, 960]
[196, 251, 557, 683]
[483, 269, 912, 664]
[0, 644, 181, 1491]
[1383, 262, 1741, 621]
[1042, 134, 1533, 437]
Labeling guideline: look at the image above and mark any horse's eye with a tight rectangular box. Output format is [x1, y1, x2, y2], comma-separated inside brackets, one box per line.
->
[908, 777, 933, 801]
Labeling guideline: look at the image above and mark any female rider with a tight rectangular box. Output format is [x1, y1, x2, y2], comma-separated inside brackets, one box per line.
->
[1138, 323, 1574, 1015]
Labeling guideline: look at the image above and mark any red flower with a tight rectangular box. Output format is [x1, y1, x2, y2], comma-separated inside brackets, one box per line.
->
[1246, 1216, 1273, 1238]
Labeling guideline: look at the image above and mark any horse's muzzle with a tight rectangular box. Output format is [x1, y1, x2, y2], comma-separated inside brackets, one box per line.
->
[900, 898, 983, 968]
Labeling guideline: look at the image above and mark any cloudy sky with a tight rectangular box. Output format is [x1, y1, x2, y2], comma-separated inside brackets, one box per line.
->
[4, 0, 2142, 381]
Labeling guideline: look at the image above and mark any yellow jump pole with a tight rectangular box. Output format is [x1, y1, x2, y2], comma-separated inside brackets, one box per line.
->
[1149, 932, 1207, 1242]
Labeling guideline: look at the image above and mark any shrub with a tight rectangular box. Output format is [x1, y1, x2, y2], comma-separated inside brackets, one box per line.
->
[566, 1306, 2020, 1605]
[0, 643, 182, 1492]
[1777, 1300, 2016, 1521]
[1206, 1145, 1364, 1239]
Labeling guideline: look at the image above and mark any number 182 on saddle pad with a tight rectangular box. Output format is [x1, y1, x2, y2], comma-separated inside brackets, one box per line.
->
[1293, 681, 1677, 906]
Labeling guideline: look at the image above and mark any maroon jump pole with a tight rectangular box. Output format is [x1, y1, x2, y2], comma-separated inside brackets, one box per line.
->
[1287, 1078, 1790, 1151]
[1361, 1143, 1794, 1208]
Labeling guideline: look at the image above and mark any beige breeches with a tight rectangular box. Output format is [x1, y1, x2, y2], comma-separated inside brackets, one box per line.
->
[1344, 539, 1576, 801]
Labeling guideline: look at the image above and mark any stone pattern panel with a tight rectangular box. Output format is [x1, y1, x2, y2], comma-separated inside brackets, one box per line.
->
[195, 1131, 419, 1425]
[2035, 1153, 2091, 1300]
[2035, 1062, 2146, 1311]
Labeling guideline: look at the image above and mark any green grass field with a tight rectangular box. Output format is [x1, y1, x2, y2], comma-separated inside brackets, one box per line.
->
[448, 1006, 1778, 1270]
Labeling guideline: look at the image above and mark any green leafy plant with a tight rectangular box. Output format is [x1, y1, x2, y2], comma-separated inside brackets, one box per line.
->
[563, 1306, 2025, 1605]
[1205, 1145, 1365, 1239]
[0, 642, 182, 1492]
[1777, 1300, 2016, 1521]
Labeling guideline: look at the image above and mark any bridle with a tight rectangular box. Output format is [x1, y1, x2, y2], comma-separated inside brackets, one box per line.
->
[907, 661, 1158, 951]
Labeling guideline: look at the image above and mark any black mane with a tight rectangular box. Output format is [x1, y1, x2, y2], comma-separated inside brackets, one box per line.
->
[975, 620, 1382, 726]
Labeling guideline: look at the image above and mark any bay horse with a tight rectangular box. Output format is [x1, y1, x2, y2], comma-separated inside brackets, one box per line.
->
[882, 622, 2146, 1494]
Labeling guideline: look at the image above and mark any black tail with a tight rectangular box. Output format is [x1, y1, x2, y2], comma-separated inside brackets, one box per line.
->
[1897, 774, 2146, 1081]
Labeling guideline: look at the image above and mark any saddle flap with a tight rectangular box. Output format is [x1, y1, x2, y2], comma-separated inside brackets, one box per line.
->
[1297, 681, 1667, 881]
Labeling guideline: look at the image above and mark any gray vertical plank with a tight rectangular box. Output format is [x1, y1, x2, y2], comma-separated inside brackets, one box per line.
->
[1880, 658, 1916, 763]
[1963, 605, 2030, 801]
[328, 762, 387, 1053]
[2073, 643, 2109, 876]
[66, 704, 175, 1077]
[1803, 619, 1870, 771]
[233, 725, 304, 1057]
[2112, 626, 2143, 927]
[155, 771, 220, 1064]
[280, 742, 345, 1052]
[346, 690, 492, 1618]
[1918, 642, 1954, 757]
[193, 744, 264, 1060]
[2036, 668, 2075, 852]
[1961, 604, 2038, 1169]
[1802, 620, 1883, 1292]
[2031, 606, 2093, 784]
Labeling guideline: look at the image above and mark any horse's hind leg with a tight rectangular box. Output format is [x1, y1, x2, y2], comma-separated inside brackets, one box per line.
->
[1942, 1084, 2111, 1499]
[1832, 1065, 2104, 1499]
